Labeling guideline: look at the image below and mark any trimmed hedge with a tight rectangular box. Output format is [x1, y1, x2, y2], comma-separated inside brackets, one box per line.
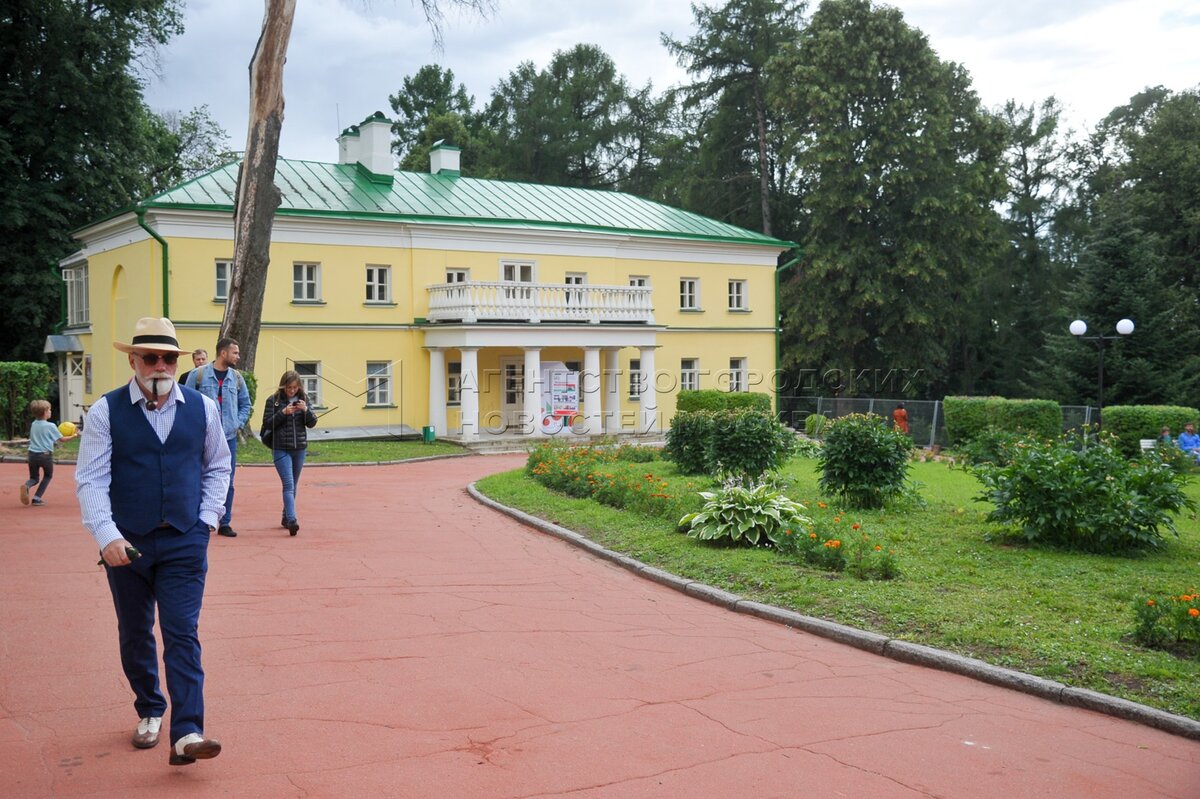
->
[676, 389, 771, 413]
[943, 396, 1062, 445]
[0, 361, 53, 439]
[1103, 405, 1200, 457]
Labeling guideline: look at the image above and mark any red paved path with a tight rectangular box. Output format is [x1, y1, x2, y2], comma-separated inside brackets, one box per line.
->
[1, 456, 1197, 798]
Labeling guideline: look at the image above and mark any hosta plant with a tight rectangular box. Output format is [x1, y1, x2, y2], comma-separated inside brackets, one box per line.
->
[679, 479, 810, 548]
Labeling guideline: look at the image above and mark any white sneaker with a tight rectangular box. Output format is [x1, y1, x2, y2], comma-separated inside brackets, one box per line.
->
[131, 716, 162, 748]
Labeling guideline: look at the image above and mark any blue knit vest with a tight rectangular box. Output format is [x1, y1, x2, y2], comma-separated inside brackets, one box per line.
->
[106, 383, 207, 536]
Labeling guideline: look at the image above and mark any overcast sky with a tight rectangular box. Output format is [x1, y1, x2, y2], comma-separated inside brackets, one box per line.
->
[142, 0, 1200, 164]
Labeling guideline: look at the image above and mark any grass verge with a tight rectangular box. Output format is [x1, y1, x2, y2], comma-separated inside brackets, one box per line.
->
[476, 456, 1200, 721]
[36, 435, 466, 464]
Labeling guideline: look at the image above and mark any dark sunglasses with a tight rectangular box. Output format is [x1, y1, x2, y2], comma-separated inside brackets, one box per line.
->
[135, 352, 179, 366]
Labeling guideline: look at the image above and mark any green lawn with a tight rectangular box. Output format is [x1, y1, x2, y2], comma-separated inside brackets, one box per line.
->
[51, 435, 466, 464]
[476, 456, 1200, 721]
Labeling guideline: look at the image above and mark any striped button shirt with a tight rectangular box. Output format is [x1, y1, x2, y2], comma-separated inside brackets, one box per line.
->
[76, 380, 231, 551]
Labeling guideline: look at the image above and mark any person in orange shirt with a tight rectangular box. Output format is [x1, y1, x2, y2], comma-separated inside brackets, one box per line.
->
[892, 402, 909, 434]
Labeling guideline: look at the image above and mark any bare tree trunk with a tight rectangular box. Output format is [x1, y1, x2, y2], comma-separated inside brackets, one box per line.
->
[221, 0, 296, 375]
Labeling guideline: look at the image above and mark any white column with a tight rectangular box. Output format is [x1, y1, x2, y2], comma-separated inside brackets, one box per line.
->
[523, 347, 542, 436]
[638, 346, 658, 433]
[460, 347, 479, 441]
[603, 348, 621, 434]
[582, 346, 601, 435]
[427, 347, 447, 437]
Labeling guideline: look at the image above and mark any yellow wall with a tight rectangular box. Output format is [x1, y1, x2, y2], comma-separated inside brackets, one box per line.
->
[74, 230, 779, 433]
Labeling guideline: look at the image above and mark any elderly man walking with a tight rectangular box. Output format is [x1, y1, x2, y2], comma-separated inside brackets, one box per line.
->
[187, 336, 251, 537]
[76, 317, 231, 766]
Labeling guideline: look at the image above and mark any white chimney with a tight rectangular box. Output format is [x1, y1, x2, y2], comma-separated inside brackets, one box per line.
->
[430, 140, 461, 176]
[336, 125, 360, 165]
[356, 112, 393, 176]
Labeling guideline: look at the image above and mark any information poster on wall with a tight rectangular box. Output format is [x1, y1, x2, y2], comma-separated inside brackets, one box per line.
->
[540, 361, 580, 434]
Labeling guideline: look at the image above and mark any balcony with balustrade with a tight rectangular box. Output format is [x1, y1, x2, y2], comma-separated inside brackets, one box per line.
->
[426, 282, 655, 325]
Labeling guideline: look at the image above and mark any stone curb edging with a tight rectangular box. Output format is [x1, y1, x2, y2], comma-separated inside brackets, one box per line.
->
[466, 482, 1200, 742]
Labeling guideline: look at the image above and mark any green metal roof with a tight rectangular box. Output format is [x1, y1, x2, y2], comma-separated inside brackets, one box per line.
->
[140, 160, 792, 248]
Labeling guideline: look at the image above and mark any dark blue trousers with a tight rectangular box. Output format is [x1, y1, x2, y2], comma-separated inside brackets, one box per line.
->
[105, 521, 210, 745]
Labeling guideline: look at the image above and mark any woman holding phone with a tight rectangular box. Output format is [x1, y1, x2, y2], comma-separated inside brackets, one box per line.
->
[260, 370, 318, 535]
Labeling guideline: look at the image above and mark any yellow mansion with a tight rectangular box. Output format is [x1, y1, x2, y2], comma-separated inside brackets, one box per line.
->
[46, 113, 793, 441]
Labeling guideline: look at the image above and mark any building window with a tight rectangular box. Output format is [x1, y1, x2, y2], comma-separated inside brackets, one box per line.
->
[293, 262, 321, 301]
[565, 272, 585, 304]
[446, 268, 469, 283]
[63, 264, 89, 326]
[628, 358, 642, 400]
[728, 357, 747, 393]
[502, 260, 534, 301]
[294, 361, 321, 406]
[366, 361, 391, 406]
[447, 362, 462, 405]
[680, 358, 699, 392]
[680, 278, 699, 310]
[215, 260, 231, 301]
[628, 275, 648, 288]
[728, 279, 747, 311]
[366, 265, 391, 303]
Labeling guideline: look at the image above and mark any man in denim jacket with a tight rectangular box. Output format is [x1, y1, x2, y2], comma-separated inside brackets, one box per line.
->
[186, 337, 251, 537]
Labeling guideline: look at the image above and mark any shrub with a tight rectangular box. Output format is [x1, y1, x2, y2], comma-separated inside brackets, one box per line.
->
[943, 396, 1062, 445]
[804, 413, 828, 439]
[775, 503, 900, 579]
[0, 361, 53, 439]
[663, 411, 715, 474]
[1102, 405, 1200, 458]
[818, 414, 912, 508]
[973, 433, 1195, 553]
[676, 389, 771, 413]
[678, 478, 810, 547]
[1132, 591, 1200, 654]
[953, 426, 1028, 467]
[705, 409, 796, 482]
[666, 409, 795, 481]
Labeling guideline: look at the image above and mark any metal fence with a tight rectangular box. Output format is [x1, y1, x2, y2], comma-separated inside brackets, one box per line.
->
[778, 397, 1096, 449]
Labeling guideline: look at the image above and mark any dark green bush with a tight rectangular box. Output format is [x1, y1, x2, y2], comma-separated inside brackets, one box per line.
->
[664, 411, 715, 474]
[818, 413, 912, 508]
[676, 389, 770, 413]
[666, 409, 795, 480]
[705, 409, 797, 481]
[1102, 405, 1200, 458]
[943, 396, 1062, 445]
[0, 361, 53, 439]
[973, 433, 1195, 553]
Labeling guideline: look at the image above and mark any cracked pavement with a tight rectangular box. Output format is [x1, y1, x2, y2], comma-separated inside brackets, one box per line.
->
[1, 455, 1197, 798]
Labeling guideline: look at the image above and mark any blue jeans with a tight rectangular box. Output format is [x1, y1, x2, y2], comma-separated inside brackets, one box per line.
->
[221, 436, 237, 526]
[272, 448, 307, 522]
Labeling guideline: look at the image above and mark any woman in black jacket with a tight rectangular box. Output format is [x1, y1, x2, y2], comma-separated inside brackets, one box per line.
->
[261, 370, 318, 536]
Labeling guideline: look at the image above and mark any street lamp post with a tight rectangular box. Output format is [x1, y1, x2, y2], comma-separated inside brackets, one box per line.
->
[1069, 318, 1134, 429]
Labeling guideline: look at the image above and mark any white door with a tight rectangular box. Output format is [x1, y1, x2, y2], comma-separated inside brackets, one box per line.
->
[61, 355, 85, 424]
[500, 358, 524, 428]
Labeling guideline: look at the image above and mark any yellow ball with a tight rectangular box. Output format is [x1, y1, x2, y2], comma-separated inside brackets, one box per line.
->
[58, 421, 76, 437]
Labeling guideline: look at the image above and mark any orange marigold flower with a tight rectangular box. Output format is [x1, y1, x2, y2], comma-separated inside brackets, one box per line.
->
[1191, 608, 1200, 618]
[874, 545, 882, 551]
[809, 533, 818, 539]
[817, 502, 827, 509]
[1147, 600, 1156, 606]
[851, 523, 860, 530]
[833, 516, 842, 523]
